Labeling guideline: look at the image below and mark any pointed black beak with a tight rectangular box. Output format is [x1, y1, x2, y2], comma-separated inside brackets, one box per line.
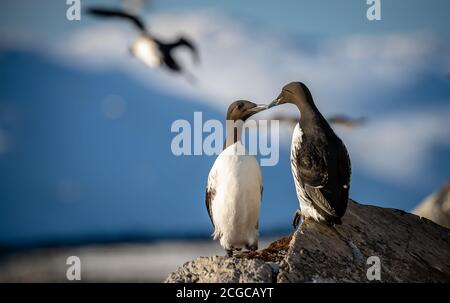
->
[268, 97, 282, 108]
[246, 104, 268, 114]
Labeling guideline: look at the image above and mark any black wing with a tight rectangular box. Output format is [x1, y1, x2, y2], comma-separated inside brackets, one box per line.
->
[167, 37, 200, 64]
[86, 7, 146, 31]
[296, 140, 328, 188]
[334, 139, 351, 216]
[255, 183, 263, 231]
[292, 133, 351, 220]
[205, 185, 215, 228]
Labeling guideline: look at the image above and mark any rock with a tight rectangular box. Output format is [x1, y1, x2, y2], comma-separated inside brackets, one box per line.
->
[166, 256, 275, 283]
[165, 200, 450, 283]
[413, 182, 450, 229]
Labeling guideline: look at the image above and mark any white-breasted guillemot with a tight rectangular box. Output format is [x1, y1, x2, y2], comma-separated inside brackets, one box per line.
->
[206, 101, 267, 256]
[86, 7, 199, 80]
[269, 82, 351, 227]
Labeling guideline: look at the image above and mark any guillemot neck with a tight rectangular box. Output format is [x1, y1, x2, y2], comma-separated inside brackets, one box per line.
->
[223, 120, 244, 149]
[291, 90, 326, 125]
[293, 91, 331, 134]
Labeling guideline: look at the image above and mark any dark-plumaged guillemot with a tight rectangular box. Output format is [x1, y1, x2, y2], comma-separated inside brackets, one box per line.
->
[86, 7, 199, 80]
[269, 82, 351, 227]
[206, 101, 267, 256]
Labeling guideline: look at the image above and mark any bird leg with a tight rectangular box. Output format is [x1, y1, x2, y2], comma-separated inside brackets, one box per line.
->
[292, 208, 302, 229]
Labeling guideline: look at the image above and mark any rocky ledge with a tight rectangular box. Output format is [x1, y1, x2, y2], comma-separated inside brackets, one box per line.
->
[166, 200, 450, 283]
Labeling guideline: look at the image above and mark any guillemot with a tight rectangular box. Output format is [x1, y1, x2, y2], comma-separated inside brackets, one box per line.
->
[269, 82, 351, 227]
[206, 101, 267, 256]
[86, 7, 199, 80]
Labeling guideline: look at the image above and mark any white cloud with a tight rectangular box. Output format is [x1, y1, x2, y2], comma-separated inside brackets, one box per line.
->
[53, 10, 445, 114]
[61, 24, 132, 68]
[339, 105, 450, 184]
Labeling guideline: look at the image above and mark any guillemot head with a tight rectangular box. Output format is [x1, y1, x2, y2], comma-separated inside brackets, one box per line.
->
[268, 82, 313, 108]
[226, 100, 268, 122]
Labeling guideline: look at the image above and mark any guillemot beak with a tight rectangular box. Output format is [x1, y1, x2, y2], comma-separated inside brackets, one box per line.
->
[268, 96, 282, 108]
[246, 104, 268, 114]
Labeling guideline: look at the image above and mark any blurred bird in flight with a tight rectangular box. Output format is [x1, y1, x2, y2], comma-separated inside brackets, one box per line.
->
[271, 114, 367, 130]
[86, 7, 200, 83]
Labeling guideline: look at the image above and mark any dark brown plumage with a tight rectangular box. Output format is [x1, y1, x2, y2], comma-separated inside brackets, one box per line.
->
[269, 82, 351, 227]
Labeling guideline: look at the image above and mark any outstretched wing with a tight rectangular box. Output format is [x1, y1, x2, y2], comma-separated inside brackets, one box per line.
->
[167, 37, 200, 64]
[86, 7, 146, 31]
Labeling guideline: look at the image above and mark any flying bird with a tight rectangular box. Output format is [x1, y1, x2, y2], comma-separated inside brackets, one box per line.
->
[268, 82, 351, 227]
[271, 114, 366, 129]
[86, 7, 199, 81]
[327, 115, 366, 129]
[206, 101, 267, 256]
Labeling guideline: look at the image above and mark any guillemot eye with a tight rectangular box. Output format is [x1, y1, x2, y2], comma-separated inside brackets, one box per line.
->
[237, 102, 244, 110]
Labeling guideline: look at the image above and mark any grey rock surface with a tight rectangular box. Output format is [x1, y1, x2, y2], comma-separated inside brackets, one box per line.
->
[166, 256, 275, 283]
[166, 200, 450, 283]
[413, 182, 450, 229]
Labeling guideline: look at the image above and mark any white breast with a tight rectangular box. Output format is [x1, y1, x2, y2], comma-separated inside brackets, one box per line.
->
[131, 36, 162, 68]
[207, 142, 262, 250]
[290, 123, 304, 200]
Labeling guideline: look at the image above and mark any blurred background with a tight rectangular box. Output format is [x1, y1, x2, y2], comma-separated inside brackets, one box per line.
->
[0, 0, 449, 281]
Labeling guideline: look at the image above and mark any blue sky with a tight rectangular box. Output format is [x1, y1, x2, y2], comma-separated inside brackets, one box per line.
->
[1, 0, 450, 39]
[0, 0, 449, 247]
